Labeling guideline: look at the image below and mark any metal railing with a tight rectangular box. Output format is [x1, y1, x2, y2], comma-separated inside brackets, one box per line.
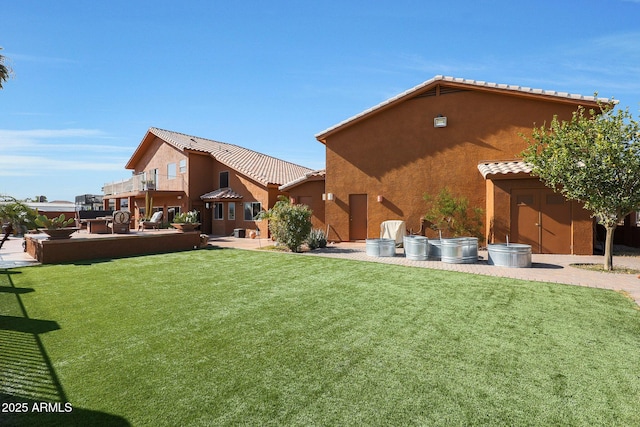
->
[103, 173, 185, 196]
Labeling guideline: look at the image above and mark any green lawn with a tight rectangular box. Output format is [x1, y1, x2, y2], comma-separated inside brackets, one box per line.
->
[1, 248, 639, 426]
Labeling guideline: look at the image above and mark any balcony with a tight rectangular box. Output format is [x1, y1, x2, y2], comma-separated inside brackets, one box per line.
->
[103, 173, 186, 196]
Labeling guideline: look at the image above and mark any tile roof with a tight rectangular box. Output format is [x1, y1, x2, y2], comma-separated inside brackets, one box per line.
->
[315, 75, 612, 141]
[149, 127, 313, 186]
[279, 169, 326, 191]
[200, 187, 244, 200]
[477, 161, 532, 178]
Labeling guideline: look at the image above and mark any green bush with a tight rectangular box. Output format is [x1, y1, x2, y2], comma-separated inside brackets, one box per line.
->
[258, 197, 312, 252]
[307, 228, 327, 250]
[423, 187, 483, 239]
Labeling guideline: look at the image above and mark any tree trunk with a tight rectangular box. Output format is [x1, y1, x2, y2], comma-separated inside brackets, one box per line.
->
[603, 224, 616, 271]
[0, 223, 13, 250]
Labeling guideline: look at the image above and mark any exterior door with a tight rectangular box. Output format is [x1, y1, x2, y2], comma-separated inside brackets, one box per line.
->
[511, 188, 572, 254]
[349, 194, 368, 241]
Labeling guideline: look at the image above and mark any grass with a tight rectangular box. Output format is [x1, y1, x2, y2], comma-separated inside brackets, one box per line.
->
[1, 248, 640, 426]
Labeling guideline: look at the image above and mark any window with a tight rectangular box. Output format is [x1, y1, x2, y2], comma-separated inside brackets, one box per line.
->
[244, 202, 262, 221]
[546, 194, 565, 205]
[220, 171, 229, 188]
[149, 169, 159, 190]
[228, 202, 236, 220]
[179, 159, 186, 174]
[167, 163, 176, 180]
[214, 202, 223, 220]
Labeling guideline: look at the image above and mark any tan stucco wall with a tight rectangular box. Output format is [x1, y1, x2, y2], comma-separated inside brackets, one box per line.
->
[287, 180, 326, 231]
[323, 89, 592, 252]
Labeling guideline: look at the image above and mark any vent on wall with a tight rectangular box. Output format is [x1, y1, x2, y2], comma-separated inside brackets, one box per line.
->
[413, 86, 468, 99]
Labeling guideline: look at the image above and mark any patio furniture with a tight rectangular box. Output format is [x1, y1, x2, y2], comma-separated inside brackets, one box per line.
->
[108, 211, 131, 234]
[139, 211, 163, 231]
[86, 217, 111, 234]
[380, 220, 406, 246]
[76, 210, 114, 229]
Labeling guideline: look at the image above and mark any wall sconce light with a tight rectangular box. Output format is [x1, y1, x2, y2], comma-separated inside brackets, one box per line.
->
[326, 193, 335, 201]
[205, 202, 210, 209]
[290, 197, 296, 204]
[434, 115, 447, 128]
[376, 195, 384, 203]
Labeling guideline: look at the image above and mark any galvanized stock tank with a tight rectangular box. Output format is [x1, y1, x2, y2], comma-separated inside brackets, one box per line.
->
[366, 238, 396, 257]
[403, 235, 429, 261]
[487, 243, 532, 268]
[440, 237, 478, 264]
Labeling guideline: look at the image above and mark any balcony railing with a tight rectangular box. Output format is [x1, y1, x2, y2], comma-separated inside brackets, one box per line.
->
[103, 173, 185, 196]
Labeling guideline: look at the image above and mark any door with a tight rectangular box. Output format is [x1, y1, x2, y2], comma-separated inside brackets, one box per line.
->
[349, 194, 368, 241]
[511, 189, 572, 254]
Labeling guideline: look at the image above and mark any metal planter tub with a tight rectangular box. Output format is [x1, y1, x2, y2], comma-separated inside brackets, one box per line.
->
[427, 239, 442, 260]
[366, 238, 396, 257]
[403, 235, 429, 261]
[440, 237, 478, 264]
[488, 243, 532, 268]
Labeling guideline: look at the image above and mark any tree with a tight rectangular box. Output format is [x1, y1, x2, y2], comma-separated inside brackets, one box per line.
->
[423, 187, 483, 239]
[258, 196, 312, 252]
[0, 195, 38, 248]
[0, 47, 13, 89]
[521, 103, 640, 270]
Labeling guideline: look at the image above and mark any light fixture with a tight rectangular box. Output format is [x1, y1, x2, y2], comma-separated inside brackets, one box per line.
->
[205, 202, 210, 209]
[326, 193, 334, 201]
[434, 115, 447, 128]
[376, 195, 384, 203]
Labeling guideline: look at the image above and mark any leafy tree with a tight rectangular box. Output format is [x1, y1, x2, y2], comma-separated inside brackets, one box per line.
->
[0, 47, 13, 89]
[521, 103, 640, 270]
[258, 196, 312, 252]
[423, 187, 483, 239]
[0, 195, 38, 247]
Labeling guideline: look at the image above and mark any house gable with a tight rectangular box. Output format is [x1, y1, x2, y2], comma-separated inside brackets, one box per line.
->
[315, 75, 609, 143]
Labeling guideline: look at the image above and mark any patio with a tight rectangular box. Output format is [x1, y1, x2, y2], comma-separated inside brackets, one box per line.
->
[23, 229, 204, 264]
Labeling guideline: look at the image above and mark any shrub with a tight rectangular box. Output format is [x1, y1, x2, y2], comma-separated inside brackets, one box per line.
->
[258, 197, 312, 252]
[423, 187, 483, 239]
[173, 210, 199, 224]
[307, 228, 327, 250]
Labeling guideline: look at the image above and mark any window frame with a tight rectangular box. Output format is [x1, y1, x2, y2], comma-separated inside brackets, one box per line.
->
[244, 202, 261, 221]
[228, 202, 236, 220]
[214, 202, 224, 220]
[219, 171, 229, 188]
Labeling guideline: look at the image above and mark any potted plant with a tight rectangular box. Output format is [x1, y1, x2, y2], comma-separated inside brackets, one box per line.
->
[35, 213, 78, 240]
[171, 210, 200, 232]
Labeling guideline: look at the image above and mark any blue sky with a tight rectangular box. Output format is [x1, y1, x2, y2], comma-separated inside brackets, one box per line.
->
[2, 0, 640, 201]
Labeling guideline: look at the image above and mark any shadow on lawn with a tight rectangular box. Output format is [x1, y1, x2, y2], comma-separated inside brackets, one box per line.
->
[0, 269, 130, 426]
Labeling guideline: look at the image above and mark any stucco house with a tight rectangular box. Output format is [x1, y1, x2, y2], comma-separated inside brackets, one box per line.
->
[278, 169, 326, 231]
[103, 127, 313, 236]
[314, 75, 610, 254]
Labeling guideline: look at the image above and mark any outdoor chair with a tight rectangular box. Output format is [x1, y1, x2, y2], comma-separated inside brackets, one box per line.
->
[139, 211, 163, 231]
[108, 210, 131, 234]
